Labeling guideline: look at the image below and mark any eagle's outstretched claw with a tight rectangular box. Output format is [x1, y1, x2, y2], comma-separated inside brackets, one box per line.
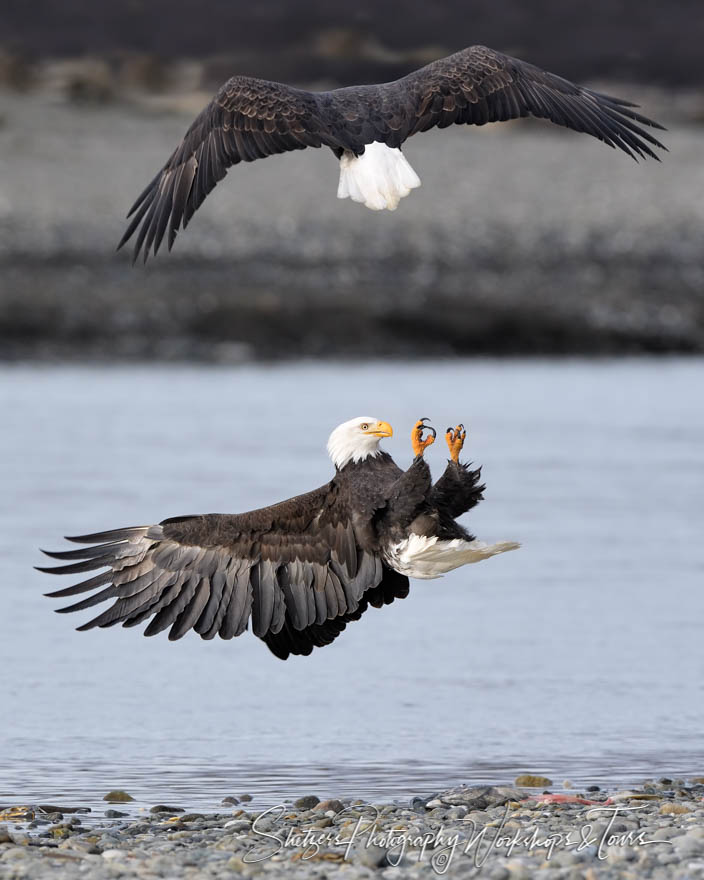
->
[412, 418, 436, 457]
[446, 424, 467, 463]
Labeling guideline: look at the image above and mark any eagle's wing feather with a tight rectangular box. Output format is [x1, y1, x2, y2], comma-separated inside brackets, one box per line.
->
[263, 567, 410, 660]
[117, 77, 341, 263]
[382, 45, 665, 157]
[40, 482, 404, 658]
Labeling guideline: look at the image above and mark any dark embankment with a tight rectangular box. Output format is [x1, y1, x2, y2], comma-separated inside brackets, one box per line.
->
[3, 0, 703, 87]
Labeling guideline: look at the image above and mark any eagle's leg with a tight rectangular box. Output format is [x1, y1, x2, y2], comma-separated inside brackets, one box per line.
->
[412, 417, 436, 457]
[445, 424, 467, 463]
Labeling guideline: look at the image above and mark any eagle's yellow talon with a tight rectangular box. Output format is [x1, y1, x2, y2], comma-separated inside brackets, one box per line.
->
[446, 423, 467, 462]
[412, 418, 436, 457]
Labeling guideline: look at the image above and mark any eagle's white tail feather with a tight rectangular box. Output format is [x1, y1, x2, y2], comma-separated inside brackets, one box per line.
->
[385, 534, 520, 580]
[337, 142, 421, 211]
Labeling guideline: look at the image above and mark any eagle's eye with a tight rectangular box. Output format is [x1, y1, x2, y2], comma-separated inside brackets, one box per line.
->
[360, 423, 369, 431]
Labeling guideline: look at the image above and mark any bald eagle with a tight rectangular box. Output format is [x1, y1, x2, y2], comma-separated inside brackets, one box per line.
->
[117, 44, 666, 262]
[39, 418, 518, 660]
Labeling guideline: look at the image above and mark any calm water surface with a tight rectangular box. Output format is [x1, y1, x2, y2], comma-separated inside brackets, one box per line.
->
[2, 359, 703, 812]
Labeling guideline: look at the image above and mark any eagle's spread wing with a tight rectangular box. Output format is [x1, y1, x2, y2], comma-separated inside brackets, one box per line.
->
[118, 45, 665, 260]
[39, 484, 408, 659]
[384, 45, 665, 156]
[117, 78, 342, 263]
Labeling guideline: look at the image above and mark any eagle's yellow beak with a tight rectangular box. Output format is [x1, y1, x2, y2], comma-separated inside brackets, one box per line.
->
[365, 420, 393, 438]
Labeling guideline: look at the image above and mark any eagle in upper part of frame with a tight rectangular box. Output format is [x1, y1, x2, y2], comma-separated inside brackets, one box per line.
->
[117, 44, 666, 262]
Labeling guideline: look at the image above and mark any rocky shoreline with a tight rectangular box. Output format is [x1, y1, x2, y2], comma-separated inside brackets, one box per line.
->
[2, 778, 704, 878]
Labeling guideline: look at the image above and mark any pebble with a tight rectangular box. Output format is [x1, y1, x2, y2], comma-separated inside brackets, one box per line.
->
[313, 799, 344, 813]
[293, 795, 320, 809]
[103, 791, 134, 803]
[223, 819, 250, 831]
[659, 803, 690, 815]
[101, 849, 125, 860]
[514, 774, 553, 787]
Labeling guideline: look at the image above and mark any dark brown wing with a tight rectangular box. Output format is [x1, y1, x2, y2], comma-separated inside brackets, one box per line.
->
[374, 45, 665, 157]
[263, 567, 410, 660]
[117, 77, 343, 263]
[38, 483, 391, 659]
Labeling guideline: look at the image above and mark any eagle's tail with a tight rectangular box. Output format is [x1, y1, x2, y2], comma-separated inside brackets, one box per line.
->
[337, 142, 421, 211]
[386, 535, 520, 579]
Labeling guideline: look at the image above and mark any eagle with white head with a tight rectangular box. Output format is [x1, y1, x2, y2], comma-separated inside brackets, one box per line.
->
[39, 418, 518, 659]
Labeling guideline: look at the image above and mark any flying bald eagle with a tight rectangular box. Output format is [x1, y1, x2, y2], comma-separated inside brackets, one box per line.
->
[117, 44, 666, 262]
[39, 418, 518, 660]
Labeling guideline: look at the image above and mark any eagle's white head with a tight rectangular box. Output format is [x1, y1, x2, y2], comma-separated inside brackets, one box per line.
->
[327, 416, 393, 470]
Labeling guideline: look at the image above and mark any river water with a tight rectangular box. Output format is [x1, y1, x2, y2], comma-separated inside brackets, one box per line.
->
[2, 359, 703, 812]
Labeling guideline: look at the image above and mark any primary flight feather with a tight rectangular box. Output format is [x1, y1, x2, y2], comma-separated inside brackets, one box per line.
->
[117, 44, 666, 263]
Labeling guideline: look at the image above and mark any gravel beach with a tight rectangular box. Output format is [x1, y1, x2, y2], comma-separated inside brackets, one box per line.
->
[2, 779, 704, 878]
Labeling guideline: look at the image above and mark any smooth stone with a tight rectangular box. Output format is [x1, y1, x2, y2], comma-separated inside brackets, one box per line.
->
[294, 796, 320, 809]
[659, 803, 691, 815]
[0, 849, 30, 860]
[673, 831, 704, 856]
[514, 774, 553, 788]
[0, 808, 34, 821]
[505, 862, 533, 879]
[348, 843, 388, 867]
[149, 805, 185, 814]
[221, 797, 239, 806]
[224, 820, 250, 832]
[101, 849, 125, 860]
[104, 810, 128, 818]
[103, 790, 134, 803]
[659, 852, 681, 865]
[238, 794, 253, 802]
[649, 827, 681, 841]
[586, 785, 600, 792]
[684, 827, 704, 839]
[313, 799, 344, 813]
